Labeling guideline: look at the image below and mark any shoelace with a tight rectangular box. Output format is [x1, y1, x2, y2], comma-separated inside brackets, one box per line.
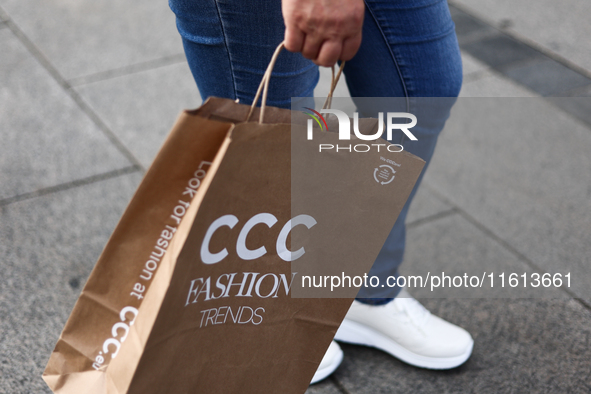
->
[395, 296, 431, 329]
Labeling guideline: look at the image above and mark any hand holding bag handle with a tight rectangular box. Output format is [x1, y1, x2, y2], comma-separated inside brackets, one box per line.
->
[246, 41, 346, 123]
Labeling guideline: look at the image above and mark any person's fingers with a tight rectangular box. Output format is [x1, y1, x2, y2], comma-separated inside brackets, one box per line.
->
[281, 0, 365, 60]
[314, 40, 342, 67]
[340, 34, 362, 61]
[301, 34, 323, 60]
[284, 26, 305, 53]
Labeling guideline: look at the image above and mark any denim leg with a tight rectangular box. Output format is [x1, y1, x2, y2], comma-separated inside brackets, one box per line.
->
[347, 0, 463, 301]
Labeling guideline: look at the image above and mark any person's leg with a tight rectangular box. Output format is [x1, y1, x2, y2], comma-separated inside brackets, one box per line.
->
[168, 0, 318, 108]
[342, 0, 463, 301]
[333, 0, 473, 371]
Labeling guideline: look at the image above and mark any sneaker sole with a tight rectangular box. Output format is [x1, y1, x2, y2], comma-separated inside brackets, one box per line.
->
[334, 319, 473, 370]
[310, 345, 344, 384]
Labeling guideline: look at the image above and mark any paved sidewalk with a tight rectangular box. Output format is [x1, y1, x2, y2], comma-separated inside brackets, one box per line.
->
[1, 1, 590, 393]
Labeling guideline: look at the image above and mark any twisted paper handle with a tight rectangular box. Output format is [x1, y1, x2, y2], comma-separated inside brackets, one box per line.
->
[247, 41, 346, 123]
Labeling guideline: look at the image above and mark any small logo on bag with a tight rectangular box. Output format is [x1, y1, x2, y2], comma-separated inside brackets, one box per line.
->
[374, 165, 396, 185]
[303, 108, 418, 153]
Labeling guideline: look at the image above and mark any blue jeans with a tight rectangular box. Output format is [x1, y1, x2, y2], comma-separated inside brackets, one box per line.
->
[169, 0, 462, 302]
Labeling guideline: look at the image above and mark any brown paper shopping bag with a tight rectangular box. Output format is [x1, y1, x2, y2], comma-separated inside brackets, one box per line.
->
[43, 42, 425, 393]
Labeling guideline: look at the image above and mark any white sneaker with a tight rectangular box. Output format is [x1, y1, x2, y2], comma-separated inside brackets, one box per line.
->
[310, 341, 344, 384]
[334, 290, 473, 369]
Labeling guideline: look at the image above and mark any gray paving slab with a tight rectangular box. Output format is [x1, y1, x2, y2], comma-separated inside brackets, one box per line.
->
[423, 97, 591, 302]
[0, 0, 183, 80]
[406, 184, 452, 225]
[450, 6, 491, 38]
[462, 35, 545, 71]
[334, 298, 591, 393]
[459, 69, 536, 97]
[451, 0, 591, 73]
[504, 59, 591, 96]
[75, 62, 201, 168]
[0, 173, 142, 394]
[306, 379, 343, 394]
[450, 6, 500, 53]
[547, 96, 591, 130]
[403, 213, 565, 298]
[461, 52, 488, 80]
[0, 29, 131, 202]
[568, 84, 591, 97]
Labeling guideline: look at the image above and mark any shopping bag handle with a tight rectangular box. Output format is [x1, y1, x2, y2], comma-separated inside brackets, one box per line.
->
[246, 41, 346, 124]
